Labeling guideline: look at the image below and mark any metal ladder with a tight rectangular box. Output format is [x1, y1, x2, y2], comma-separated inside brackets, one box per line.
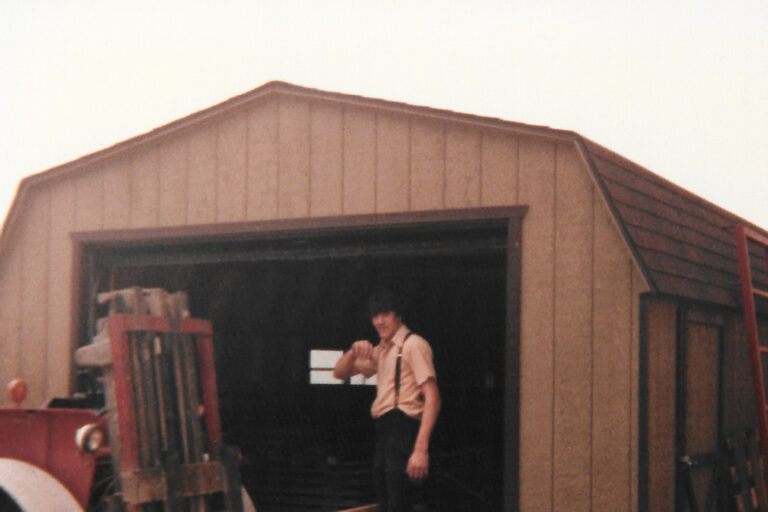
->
[734, 224, 768, 491]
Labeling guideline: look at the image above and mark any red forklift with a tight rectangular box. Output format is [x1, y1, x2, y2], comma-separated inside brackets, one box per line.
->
[0, 288, 256, 511]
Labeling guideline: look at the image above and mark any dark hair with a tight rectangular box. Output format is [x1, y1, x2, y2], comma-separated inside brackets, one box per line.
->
[367, 288, 402, 318]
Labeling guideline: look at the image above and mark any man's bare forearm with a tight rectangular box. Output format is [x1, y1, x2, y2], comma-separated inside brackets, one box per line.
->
[414, 378, 440, 453]
[334, 340, 375, 380]
[407, 378, 440, 479]
[333, 349, 357, 380]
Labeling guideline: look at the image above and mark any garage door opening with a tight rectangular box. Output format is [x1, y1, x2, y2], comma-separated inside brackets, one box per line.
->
[78, 215, 520, 511]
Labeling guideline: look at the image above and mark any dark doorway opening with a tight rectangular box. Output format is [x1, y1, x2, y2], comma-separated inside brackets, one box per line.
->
[81, 219, 513, 511]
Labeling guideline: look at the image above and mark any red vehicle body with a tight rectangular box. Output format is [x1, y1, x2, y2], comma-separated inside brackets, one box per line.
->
[0, 407, 106, 508]
[0, 289, 253, 511]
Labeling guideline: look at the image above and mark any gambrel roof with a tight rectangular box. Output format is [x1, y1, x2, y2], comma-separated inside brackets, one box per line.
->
[3, 81, 765, 308]
[581, 140, 766, 308]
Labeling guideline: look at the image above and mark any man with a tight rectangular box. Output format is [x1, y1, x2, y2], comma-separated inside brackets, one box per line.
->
[333, 290, 440, 512]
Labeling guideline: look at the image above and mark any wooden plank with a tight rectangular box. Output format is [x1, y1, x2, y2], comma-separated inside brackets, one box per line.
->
[310, 103, 343, 217]
[47, 178, 76, 399]
[723, 315, 757, 433]
[217, 113, 248, 222]
[74, 168, 103, 231]
[158, 136, 188, 226]
[631, 266, 649, 512]
[552, 143, 593, 511]
[506, 215, 524, 512]
[376, 112, 409, 213]
[592, 192, 634, 511]
[278, 98, 311, 218]
[0, 240, 23, 405]
[646, 298, 678, 512]
[410, 119, 444, 211]
[246, 100, 279, 221]
[481, 131, 518, 207]
[19, 189, 51, 406]
[517, 136, 556, 511]
[334, 506, 377, 512]
[556, 145, 592, 227]
[187, 124, 217, 225]
[103, 157, 131, 230]
[343, 108, 376, 215]
[684, 319, 721, 508]
[130, 147, 160, 228]
[445, 125, 481, 208]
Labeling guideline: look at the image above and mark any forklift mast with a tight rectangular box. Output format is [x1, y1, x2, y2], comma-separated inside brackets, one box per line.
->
[74, 287, 248, 511]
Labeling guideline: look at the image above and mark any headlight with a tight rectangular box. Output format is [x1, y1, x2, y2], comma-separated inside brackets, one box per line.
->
[75, 423, 107, 453]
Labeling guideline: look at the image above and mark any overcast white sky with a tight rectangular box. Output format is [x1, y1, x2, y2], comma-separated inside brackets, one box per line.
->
[1, 1, 766, 228]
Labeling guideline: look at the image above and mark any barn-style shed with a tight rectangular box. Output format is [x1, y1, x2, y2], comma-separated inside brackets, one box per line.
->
[0, 81, 766, 511]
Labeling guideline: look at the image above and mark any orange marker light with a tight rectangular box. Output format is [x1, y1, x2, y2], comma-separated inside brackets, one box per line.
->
[7, 379, 27, 406]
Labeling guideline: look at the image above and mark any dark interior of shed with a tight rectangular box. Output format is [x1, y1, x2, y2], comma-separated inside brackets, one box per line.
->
[95, 227, 509, 511]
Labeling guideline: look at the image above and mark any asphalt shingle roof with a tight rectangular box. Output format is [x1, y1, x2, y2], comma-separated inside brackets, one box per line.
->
[581, 138, 768, 308]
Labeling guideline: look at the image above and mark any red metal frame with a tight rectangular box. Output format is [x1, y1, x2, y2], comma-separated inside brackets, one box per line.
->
[106, 314, 223, 477]
[734, 224, 768, 488]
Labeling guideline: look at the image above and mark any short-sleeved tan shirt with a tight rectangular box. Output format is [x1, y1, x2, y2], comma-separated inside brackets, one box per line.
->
[358, 324, 436, 420]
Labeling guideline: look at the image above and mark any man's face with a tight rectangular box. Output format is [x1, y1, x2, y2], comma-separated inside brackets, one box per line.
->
[371, 311, 403, 342]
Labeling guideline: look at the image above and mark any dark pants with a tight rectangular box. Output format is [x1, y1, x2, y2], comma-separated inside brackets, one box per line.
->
[373, 409, 423, 512]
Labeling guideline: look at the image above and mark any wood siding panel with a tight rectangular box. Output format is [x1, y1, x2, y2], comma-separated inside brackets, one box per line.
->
[103, 158, 131, 230]
[482, 132, 518, 206]
[592, 194, 633, 511]
[47, 179, 76, 398]
[19, 189, 50, 406]
[130, 148, 160, 228]
[247, 101, 279, 220]
[646, 298, 678, 512]
[376, 113, 410, 213]
[278, 99, 310, 218]
[187, 125, 217, 225]
[684, 318, 721, 507]
[310, 103, 343, 217]
[445, 126, 481, 208]
[722, 316, 755, 433]
[217, 114, 248, 222]
[343, 108, 376, 215]
[685, 318, 721, 455]
[0, 241, 22, 405]
[553, 144, 594, 511]
[410, 119, 444, 211]
[158, 137, 188, 226]
[518, 137, 556, 511]
[631, 266, 648, 512]
[75, 170, 103, 231]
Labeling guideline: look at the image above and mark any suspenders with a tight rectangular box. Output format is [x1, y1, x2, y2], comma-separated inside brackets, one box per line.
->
[394, 332, 414, 410]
